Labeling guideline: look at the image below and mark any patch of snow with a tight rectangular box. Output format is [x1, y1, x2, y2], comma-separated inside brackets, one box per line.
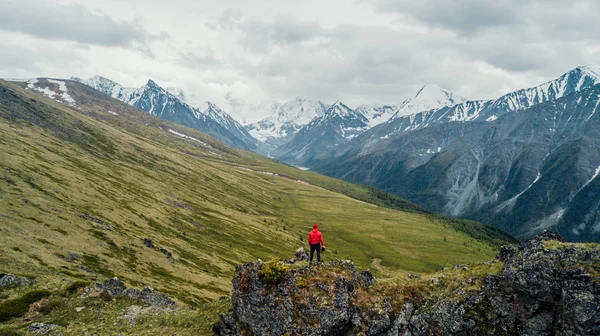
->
[585, 99, 600, 122]
[27, 78, 39, 89]
[486, 115, 498, 122]
[580, 165, 600, 191]
[27, 79, 57, 99]
[47, 79, 75, 105]
[495, 173, 541, 213]
[107, 110, 118, 116]
[168, 129, 208, 146]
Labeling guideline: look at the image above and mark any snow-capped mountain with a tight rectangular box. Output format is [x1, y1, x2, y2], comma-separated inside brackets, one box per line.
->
[273, 101, 368, 165]
[74, 76, 258, 151]
[354, 105, 398, 127]
[197, 101, 257, 148]
[313, 65, 600, 242]
[270, 85, 467, 166]
[227, 99, 281, 125]
[362, 66, 600, 138]
[245, 97, 328, 145]
[394, 84, 467, 118]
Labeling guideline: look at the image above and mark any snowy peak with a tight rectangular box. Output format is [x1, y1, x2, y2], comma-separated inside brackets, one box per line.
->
[276, 97, 328, 125]
[395, 85, 467, 118]
[144, 79, 163, 92]
[245, 97, 328, 142]
[76, 75, 121, 96]
[414, 84, 466, 105]
[324, 101, 353, 118]
[574, 65, 600, 80]
[355, 104, 398, 128]
[197, 101, 251, 138]
[199, 101, 228, 120]
[491, 65, 600, 113]
[74, 74, 258, 150]
[315, 101, 368, 129]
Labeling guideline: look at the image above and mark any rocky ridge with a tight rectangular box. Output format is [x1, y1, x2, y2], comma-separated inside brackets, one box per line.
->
[215, 231, 600, 335]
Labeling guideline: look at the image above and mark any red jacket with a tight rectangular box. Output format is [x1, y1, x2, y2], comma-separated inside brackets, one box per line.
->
[308, 224, 325, 246]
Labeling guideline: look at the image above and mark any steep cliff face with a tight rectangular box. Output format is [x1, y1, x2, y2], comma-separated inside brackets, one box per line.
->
[215, 231, 600, 335]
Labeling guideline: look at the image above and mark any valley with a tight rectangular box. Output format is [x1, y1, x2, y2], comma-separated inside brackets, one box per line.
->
[0, 78, 511, 310]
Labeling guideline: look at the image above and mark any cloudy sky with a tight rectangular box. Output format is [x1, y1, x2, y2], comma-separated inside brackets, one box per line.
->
[1, 0, 600, 121]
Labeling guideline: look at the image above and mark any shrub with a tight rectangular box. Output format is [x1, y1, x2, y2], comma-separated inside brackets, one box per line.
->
[258, 259, 289, 285]
[62, 280, 89, 296]
[36, 299, 61, 314]
[296, 277, 308, 289]
[0, 289, 52, 322]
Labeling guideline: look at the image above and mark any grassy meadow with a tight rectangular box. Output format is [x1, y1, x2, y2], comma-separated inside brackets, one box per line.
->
[0, 79, 514, 334]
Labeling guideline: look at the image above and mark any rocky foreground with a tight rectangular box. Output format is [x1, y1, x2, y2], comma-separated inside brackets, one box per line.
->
[214, 231, 600, 335]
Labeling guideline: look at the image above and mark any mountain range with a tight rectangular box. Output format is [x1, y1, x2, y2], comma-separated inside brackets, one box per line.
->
[312, 66, 600, 242]
[0, 77, 510, 308]
[71, 75, 258, 151]
[20, 66, 600, 243]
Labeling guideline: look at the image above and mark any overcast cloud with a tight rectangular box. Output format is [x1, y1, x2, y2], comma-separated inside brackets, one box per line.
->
[1, 0, 599, 122]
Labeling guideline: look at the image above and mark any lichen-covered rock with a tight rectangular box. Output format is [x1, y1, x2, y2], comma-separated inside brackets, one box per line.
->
[295, 247, 309, 261]
[85, 277, 176, 308]
[28, 322, 61, 335]
[357, 269, 376, 287]
[0, 273, 36, 288]
[215, 231, 600, 335]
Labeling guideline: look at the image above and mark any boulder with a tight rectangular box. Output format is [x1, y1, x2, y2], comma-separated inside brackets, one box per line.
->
[85, 277, 176, 308]
[0, 273, 36, 288]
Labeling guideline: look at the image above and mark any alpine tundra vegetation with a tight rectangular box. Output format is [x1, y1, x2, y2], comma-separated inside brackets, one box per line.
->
[0, 79, 512, 334]
[2, 1, 600, 334]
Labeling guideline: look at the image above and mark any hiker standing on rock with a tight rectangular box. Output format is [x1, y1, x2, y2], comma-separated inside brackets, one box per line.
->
[308, 223, 325, 265]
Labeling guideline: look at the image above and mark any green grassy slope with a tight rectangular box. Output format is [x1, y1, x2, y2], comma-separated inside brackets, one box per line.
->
[0, 79, 512, 308]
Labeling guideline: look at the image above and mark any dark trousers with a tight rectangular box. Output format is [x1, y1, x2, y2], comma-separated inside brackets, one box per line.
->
[309, 243, 321, 263]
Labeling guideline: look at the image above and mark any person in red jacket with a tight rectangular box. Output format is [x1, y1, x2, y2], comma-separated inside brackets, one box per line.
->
[307, 223, 325, 264]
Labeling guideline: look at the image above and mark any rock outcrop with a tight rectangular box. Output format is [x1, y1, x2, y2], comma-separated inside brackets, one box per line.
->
[0, 273, 36, 288]
[84, 277, 176, 308]
[214, 231, 600, 335]
[28, 322, 61, 335]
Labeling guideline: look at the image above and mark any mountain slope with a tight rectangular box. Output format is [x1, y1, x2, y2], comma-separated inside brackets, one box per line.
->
[245, 97, 328, 150]
[365, 66, 600, 140]
[354, 104, 398, 127]
[274, 101, 369, 166]
[316, 79, 600, 241]
[0, 78, 514, 311]
[394, 84, 467, 119]
[272, 86, 468, 167]
[72, 75, 258, 151]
